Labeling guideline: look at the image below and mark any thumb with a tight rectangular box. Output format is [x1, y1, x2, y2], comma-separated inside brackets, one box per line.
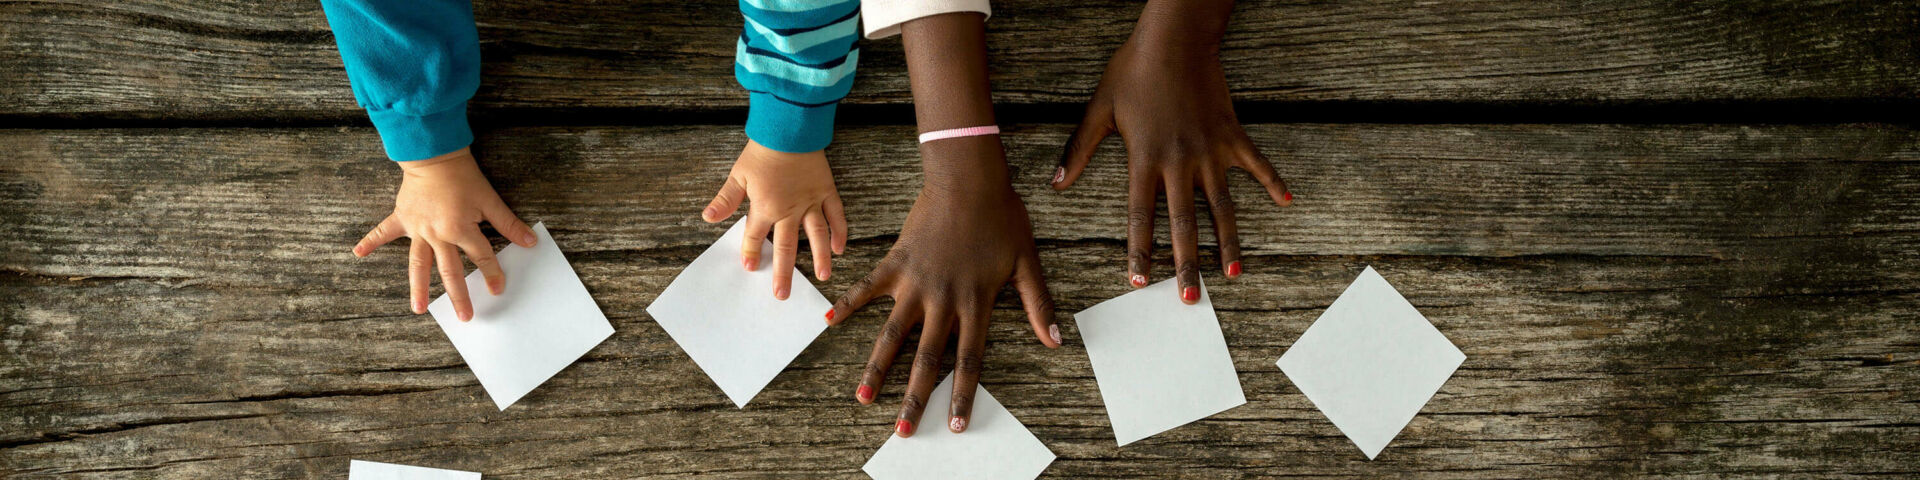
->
[1053, 95, 1114, 190]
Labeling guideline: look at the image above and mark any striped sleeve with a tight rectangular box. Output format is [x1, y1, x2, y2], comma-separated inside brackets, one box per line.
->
[736, 0, 862, 153]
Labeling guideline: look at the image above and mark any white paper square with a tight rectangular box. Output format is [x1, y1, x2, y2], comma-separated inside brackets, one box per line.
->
[349, 460, 481, 480]
[645, 221, 832, 407]
[862, 373, 1055, 480]
[1077, 277, 1246, 446]
[1277, 266, 1465, 459]
[428, 222, 614, 410]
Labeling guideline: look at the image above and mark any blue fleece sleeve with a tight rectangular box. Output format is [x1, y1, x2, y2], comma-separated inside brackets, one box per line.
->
[736, 0, 861, 153]
[320, 0, 480, 161]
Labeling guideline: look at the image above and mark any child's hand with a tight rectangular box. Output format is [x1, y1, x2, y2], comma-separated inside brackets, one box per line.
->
[1051, 0, 1292, 304]
[827, 137, 1062, 437]
[352, 148, 537, 321]
[702, 140, 849, 299]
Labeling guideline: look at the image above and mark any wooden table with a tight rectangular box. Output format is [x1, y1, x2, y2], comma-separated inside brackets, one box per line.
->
[4, 1, 1918, 477]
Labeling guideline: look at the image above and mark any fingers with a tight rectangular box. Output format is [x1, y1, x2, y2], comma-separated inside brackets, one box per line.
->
[825, 193, 848, 255]
[949, 297, 991, 433]
[739, 214, 773, 272]
[1202, 172, 1243, 280]
[354, 214, 406, 257]
[703, 176, 748, 223]
[1014, 254, 1062, 348]
[897, 308, 952, 438]
[1052, 97, 1115, 190]
[1166, 174, 1203, 305]
[434, 241, 473, 321]
[408, 239, 432, 314]
[1126, 169, 1159, 289]
[771, 219, 800, 300]
[1238, 150, 1294, 207]
[859, 300, 920, 405]
[803, 208, 833, 281]
[829, 264, 892, 326]
[482, 201, 537, 248]
[451, 228, 505, 296]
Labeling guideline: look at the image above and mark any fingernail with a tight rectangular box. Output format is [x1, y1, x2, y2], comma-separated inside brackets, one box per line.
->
[856, 384, 874, 403]
[1051, 167, 1065, 185]
[825, 309, 837, 323]
[1284, 191, 1294, 203]
[774, 286, 789, 300]
[702, 206, 716, 219]
[1182, 286, 1200, 302]
[896, 419, 915, 437]
[742, 257, 755, 271]
[459, 310, 473, 322]
[1049, 324, 1063, 345]
[1227, 261, 1242, 278]
[1131, 274, 1148, 287]
[950, 416, 968, 433]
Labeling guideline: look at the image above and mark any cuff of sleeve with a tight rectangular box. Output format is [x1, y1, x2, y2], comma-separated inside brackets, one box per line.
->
[861, 0, 991, 39]
[368, 103, 474, 161]
[746, 92, 837, 153]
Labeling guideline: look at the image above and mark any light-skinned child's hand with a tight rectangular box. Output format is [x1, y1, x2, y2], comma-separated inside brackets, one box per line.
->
[702, 140, 849, 300]
[352, 147, 537, 321]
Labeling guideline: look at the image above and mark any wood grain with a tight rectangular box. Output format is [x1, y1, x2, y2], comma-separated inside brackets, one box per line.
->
[4, 124, 1917, 477]
[3, 0, 1915, 119]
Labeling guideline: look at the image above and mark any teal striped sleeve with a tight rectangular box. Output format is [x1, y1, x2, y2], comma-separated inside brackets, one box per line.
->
[320, 0, 480, 161]
[736, 0, 862, 153]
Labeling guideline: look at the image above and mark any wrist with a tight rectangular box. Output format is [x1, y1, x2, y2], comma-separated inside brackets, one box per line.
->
[1131, 0, 1233, 52]
[398, 148, 477, 178]
[919, 136, 1012, 192]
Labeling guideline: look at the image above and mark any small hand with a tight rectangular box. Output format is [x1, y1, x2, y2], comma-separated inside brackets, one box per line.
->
[828, 138, 1062, 437]
[353, 148, 537, 321]
[1052, 2, 1292, 304]
[702, 140, 849, 299]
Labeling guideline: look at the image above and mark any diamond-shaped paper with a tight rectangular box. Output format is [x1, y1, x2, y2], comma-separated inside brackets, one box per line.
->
[1277, 266, 1464, 459]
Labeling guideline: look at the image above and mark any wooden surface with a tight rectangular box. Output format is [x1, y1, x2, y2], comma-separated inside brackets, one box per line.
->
[4, 1, 1920, 479]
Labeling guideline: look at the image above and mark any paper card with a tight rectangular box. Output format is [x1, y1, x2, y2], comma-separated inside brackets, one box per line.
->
[645, 221, 832, 407]
[349, 460, 480, 480]
[1277, 266, 1465, 459]
[1076, 277, 1246, 446]
[428, 222, 614, 410]
[862, 373, 1055, 480]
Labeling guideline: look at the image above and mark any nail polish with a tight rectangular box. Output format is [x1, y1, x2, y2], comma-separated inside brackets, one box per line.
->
[856, 384, 874, 403]
[1131, 274, 1148, 287]
[1284, 191, 1294, 203]
[950, 416, 968, 432]
[825, 309, 837, 322]
[1051, 167, 1065, 184]
[1226, 261, 1242, 278]
[1182, 286, 1200, 302]
[896, 419, 915, 436]
[1049, 324, 1063, 345]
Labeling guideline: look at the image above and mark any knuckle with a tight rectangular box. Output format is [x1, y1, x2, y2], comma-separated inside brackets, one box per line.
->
[1170, 211, 1199, 229]
[911, 353, 942, 374]
[900, 394, 926, 416]
[1128, 251, 1151, 270]
[879, 320, 909, 342]
[1126, 211, 1154, 230]
[954, 352, 984, 378]
[1177, 261, 1200, 282]
[863, 362, 889, 382]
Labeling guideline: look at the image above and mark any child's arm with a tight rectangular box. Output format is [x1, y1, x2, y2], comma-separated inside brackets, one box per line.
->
[828, 8, 1063, 438]
[322, 0, 536, 321]
[1050, 0, 1292, 304]
[702, 0, 862, 298]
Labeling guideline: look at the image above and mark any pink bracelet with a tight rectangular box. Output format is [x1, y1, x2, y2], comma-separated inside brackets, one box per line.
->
[918, 125, 1000, 144]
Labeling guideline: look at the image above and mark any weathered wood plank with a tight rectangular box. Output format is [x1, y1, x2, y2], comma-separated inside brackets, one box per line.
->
[4, 0, 1915, 118]
[3, 124, 1918, 477]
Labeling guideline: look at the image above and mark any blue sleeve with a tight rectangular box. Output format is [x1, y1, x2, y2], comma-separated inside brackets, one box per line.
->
[320, 0, 480, 161]
[736, 0, 862, 153]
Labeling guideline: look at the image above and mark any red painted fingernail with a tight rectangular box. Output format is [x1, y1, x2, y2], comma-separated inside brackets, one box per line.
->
[856, 384, 873, 403]
[896, 419, 915, 436]
[1284, 191, 1294, 203]
[1051, 167, 1065, 185]
[1131, 274, 1148, 287]
[1182, 286, 1200, 302]
[1227, 261, 1242, 278]
[950, 416, 968, 433]
[825, 309, 837, 322]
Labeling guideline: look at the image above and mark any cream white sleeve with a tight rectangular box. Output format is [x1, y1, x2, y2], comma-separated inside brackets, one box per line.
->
[861, 0, 991, 39]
